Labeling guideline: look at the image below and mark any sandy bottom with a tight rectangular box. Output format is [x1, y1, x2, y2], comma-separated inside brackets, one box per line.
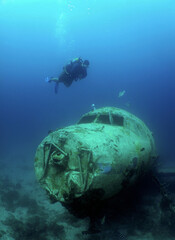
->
[0, 157, 175, 240]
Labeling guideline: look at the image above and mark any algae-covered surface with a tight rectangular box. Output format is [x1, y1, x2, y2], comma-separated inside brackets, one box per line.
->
[35, 107, 157, 206]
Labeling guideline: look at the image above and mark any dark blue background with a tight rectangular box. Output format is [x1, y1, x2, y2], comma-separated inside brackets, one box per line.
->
[1, 0, 175, 166]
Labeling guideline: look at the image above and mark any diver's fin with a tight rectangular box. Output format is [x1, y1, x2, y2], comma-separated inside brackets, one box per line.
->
[45, 76, 50, 82]
[45, 76, 53, 83]
[54, 82, 59, 94]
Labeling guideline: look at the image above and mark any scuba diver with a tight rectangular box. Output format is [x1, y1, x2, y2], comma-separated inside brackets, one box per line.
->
[46, 57, 90, 94]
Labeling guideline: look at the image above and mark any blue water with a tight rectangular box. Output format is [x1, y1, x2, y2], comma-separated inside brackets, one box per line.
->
[1, 0, 175, 166]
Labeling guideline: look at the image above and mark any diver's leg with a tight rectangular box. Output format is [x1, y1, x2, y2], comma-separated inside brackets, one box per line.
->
[54, 82, 59, 94]
[59, 72, 73, 87]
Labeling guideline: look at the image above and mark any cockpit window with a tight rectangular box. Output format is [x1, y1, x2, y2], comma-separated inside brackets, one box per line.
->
[97, 114, 110, 124]
[78, 113, 124, 126]
[78, 114, 96, 124]
[112, 114, 124, 126]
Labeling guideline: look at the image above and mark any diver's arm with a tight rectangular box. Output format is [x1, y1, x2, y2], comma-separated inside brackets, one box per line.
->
[49, 77, 59, 83]
[77, 67, 87, 80]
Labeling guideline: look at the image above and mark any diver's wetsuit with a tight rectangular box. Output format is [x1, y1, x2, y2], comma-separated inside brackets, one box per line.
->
[59, 60, 87, 87]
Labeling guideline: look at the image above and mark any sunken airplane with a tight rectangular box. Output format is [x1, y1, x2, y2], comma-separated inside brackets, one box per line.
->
[34, 107, 157, 217]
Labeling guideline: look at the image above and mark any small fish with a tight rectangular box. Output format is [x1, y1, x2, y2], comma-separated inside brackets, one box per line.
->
[118, 90, 126, 98]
